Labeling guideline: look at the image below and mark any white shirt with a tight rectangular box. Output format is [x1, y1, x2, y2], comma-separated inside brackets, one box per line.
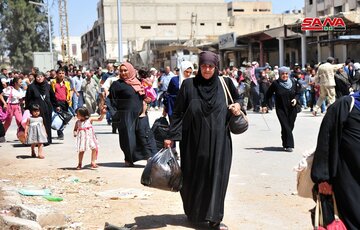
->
[3, 86, 26, 104]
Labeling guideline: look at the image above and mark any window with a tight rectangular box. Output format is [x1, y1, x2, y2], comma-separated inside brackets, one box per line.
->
[72, 44, 77, 56]
[234, 9, 244, 12]
[200, 23, 205, 26]
[157, 23, 176, 26]
[309, 0, 313, 4]
[259, 9, 270, 12]
[140, 26, 151, 29]
[217, 23, 222, 26]
[266, 25, 270, 29]
[334, 5, 342, 14]
[253, 9, 258, 12]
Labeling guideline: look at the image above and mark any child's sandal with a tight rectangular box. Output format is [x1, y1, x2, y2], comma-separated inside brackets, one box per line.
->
[76, 164, 82, 170]
[91, 163, 98, 169]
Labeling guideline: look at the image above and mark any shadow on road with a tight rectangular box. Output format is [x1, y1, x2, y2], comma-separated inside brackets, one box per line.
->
[124, 214, 210, 229]
[245, 146, 285, 152]
[97, 162, 145, 169]
[16, 155, 35, 159]
[95, 131, 117, 135]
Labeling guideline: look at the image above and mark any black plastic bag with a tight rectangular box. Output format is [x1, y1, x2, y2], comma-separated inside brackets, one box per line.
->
[57, 110, 73, 125]
[141, 148, 182, 192]
[151, 117, 169, 151]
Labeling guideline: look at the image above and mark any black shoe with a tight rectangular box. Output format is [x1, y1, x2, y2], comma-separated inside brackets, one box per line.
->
[58, 136, 64, 140]
[112, 127, 117, 134]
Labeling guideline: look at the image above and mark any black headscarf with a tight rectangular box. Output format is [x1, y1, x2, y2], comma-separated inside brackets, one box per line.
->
[194, 51, 220, 113]
[34, 72, 48, 95]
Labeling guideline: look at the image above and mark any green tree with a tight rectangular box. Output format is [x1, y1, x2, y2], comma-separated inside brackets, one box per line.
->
[0, 0, 51, 70]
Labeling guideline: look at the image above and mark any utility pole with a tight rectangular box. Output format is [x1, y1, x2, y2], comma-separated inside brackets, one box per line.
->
[29, 0, 53, 68]
[117, 0, 123, 62]
[190, 13, 197, 46]
[58, 0, 70, 63]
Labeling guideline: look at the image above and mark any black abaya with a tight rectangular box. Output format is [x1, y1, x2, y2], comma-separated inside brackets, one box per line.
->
[311, 96, 360, 230]
[265, 79, 298, 148]
[168, 77, 240, 223]
[108, 79, 156, 163]
[25, 82, 58, 144]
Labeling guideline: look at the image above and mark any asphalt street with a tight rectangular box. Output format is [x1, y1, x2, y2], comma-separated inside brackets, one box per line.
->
[0, 108, 324, 229]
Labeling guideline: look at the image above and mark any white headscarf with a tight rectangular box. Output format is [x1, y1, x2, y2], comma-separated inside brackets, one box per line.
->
[179, 61, 194, 86]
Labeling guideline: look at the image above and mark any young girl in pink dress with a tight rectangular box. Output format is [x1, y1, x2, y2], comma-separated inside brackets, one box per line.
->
[73, 107, 105, 170]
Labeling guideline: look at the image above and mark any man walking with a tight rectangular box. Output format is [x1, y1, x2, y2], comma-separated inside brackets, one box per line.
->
[312, 57, 343, 116]
[50, 68, 72, 139]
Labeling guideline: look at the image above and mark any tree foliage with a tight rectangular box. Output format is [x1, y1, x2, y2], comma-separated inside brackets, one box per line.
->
[0, 0, 51, 70]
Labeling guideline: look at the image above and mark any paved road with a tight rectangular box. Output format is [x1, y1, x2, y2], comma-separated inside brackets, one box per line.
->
[0, 109, 324, 229]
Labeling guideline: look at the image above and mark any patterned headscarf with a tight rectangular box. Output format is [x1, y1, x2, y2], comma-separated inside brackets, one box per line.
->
[120, 62, 145, 95]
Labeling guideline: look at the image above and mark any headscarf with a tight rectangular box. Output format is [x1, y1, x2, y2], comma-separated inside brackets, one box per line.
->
[34, 72, 48, 95]
[179, 61, 194, 87]
[278, 66, 292, 90]
[120, 62, 145, 95]
[194, 51, 220, 113]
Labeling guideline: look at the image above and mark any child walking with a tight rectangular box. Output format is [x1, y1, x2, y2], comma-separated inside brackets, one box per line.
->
[73, 107, 105, 170]
[24, 104, 48, 159]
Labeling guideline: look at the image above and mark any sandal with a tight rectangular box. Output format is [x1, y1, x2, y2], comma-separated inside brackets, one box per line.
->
[209, 222, 228, 230]
[76, 164, 82, 170]
[91, 163, 98, 169]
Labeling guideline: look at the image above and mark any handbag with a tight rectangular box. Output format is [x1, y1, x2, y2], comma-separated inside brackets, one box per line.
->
[0, 87, 13, 122]
[294, 149, 315, 199]
[51, 112, 63, 130]
[219, 76, 248, 134]
[314, 195, 347, 230]
[0, 106, 8, 122]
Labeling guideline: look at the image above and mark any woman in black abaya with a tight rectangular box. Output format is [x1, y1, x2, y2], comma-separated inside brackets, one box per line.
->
[25, 72, 59, 144]
[264, 67, 299, 152]
[164, 51, 242, 230]
[108, 62, 156, 167]
[311, 92, 360, 230]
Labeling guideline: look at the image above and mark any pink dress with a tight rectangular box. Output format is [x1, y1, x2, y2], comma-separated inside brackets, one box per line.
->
[75, 119, 98, 155]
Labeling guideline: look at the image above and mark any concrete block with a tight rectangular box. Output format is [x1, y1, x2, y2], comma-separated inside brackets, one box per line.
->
[10, 204, 66, 227]
[0, 215, 42, 230]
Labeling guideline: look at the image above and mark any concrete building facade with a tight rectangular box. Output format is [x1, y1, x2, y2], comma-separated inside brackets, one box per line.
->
[53, 36, 82, 65]
[81, 0, 302, 69]
[303, 0, 360, 63]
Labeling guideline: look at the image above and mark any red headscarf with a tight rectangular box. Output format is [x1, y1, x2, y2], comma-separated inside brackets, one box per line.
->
[121, 62, 145, 95]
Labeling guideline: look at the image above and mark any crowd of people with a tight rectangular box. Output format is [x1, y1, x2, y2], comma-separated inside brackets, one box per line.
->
[1, 52, 360, 229]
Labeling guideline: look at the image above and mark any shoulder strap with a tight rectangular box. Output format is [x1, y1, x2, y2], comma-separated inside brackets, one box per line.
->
[219, 76, 234, 105]
[350, 95, 355, 112]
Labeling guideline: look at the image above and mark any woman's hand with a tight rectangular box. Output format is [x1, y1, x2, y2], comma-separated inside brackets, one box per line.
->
[228, 103, 241, 116]
[291, 99, 297, 107]
[164, 139, 172, 148]
[144, 97, 152, 104]
[318, 182, 333, 195]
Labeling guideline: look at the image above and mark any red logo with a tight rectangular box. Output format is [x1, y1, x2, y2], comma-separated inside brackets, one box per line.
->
[301, 17, 346, 31]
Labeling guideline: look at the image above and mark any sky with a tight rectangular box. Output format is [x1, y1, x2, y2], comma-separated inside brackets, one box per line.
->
[49, 0, 305, 37]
